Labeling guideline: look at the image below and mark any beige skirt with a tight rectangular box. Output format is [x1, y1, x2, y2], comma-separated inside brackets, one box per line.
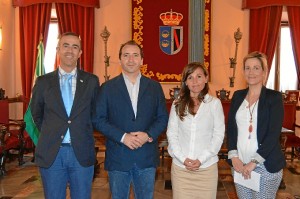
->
[171, 163, 218, 199]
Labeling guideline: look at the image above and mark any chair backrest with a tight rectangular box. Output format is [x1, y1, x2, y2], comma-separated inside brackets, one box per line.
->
[283, 102, 296, 130]
[0, 100, 9, 124]
[165, 99, 173, 113]
[8, 95, 28, 120]
[216, 88, 230, 101]
[285, 90, 300, 104]
[221, 100, 231, 125]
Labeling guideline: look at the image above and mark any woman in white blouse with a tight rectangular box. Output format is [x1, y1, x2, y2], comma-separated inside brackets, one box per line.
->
[166, 62, 225, 199]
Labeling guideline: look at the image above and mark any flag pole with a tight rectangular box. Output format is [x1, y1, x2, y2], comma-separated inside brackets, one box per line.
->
[24, 34, 46, 146]
[39, 33, 43, 42]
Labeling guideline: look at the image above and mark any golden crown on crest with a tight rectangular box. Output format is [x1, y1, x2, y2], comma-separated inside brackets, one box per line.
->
[159, 9, 183, 26]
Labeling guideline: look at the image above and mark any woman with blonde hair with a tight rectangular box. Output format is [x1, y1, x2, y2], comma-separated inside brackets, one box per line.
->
[227, 51, 285, 198]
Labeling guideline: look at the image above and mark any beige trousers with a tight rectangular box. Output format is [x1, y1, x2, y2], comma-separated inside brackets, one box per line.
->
[171, 163, 218, 199]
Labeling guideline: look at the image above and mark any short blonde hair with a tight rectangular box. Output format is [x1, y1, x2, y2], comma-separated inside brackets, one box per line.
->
[243, 51, 268, 84]
[243, 51, 268, 71]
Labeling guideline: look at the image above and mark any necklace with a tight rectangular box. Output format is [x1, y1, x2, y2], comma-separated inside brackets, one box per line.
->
[248, 100, 258, 139]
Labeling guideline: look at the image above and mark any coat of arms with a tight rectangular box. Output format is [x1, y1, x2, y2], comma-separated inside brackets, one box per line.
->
[159, 10, 183, 55]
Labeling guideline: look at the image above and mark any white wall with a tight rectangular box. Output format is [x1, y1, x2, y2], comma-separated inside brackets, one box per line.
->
[0, 0, 250, 101]
[210, 0, 249, 97]
[0, 0, 17, 98]
[93, 0, 131, 84]
[93, 0, 249, 99]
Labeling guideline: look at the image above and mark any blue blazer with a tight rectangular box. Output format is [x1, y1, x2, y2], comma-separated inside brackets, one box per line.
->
[31, 69, 99, 168]
[92, 74, 168, 171]
[227, 86, 286, 173]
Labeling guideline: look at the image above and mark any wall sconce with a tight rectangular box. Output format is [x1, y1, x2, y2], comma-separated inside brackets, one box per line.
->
[0, 26, 3, 50]
[229, 28, 242, 87]
[100, 26, 111, 82]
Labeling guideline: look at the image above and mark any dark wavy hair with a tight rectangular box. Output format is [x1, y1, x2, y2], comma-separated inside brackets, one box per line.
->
[175, 62, 209, 120]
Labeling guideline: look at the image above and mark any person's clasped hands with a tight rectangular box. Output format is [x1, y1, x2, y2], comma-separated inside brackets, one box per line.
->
[123, 131, 149, 150]
[184, 158, 201, 171]
[232, 157, 256, 179]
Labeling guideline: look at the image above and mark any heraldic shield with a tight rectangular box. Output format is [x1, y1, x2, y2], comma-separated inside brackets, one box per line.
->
[159, 26, 183, 55]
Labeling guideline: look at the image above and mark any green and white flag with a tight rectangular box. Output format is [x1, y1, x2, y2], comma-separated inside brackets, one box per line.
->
[24, 41, 45, 146]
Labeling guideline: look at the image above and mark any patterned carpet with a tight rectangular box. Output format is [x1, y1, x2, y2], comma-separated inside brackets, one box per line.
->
[217, 160, 296, 199]
[164, 160, 295, 199]
[218, 160, 239, 199]
[2, 135, 298, 199]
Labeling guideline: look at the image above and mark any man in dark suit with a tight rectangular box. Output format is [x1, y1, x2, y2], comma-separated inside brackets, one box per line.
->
[31, 32, 99, 199]
[93, 40, 168, 199]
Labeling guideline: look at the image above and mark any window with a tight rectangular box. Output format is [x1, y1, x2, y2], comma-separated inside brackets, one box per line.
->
[44, 7, 58, 73]
[266, 13, 298, 92]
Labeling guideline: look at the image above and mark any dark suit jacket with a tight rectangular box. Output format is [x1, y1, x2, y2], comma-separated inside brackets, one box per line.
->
[31, 69, 99, 168]
[92, 74, 168, 171]
[227, 86, 286, 173]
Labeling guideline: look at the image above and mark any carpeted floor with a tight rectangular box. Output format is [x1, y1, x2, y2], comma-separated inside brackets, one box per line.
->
[164, 160, 295, 199]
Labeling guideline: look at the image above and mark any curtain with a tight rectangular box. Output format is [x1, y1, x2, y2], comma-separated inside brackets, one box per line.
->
[242, 0, 300, 9]
[249, 6, 282, 76]
[55, 3, 95, 73]
[19, 3, 52, 108]
[287, 6, 300, 89]
[13, 0, 100, 8]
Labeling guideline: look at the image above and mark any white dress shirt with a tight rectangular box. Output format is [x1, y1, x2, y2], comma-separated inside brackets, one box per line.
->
[59, 67, 77, 99]
[120, 72, 141, 142]
[167, 94, 225, 168]
[123, 72, 141, 117]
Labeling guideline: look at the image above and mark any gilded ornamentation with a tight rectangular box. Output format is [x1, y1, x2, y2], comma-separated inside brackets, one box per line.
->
[204, 9, 210, 32]
[159, 9, 183, 26]
[204, 61, 210, 70]
[134, 0, 142, 4]
[133, 6, 144, 46]
[204, 34, 209, 56]
[140, 64, 154, 78]
[132, 1, 211, 82]
[204, 5, 211, 71]
[156, 72, 182, 81]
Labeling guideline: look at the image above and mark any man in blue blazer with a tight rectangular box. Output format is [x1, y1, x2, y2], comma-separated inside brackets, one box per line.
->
[31, 32, 99, 199]
[93, 40, 168, 199]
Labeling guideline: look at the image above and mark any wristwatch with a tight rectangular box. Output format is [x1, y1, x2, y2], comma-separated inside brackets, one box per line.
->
[251, 159, 259, 164]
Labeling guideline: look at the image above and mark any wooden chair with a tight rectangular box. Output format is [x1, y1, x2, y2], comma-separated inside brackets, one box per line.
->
[216, 88, 230, 101]
[1, 121, 26, 165]
[8, 96, 34, 156]
[219, 100, 231, 159]
[282, 101, 300, 160]
[285, 90, 299, 102]
[0, 100, 25, 175]
[0, 98, 33, 173]
[0, 125, 9, 175]
[158, 99, 173, 164]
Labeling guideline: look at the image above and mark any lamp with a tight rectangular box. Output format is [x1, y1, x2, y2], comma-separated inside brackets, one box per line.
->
[229, 28, 242, 87]
[0, 26, 2, 50]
